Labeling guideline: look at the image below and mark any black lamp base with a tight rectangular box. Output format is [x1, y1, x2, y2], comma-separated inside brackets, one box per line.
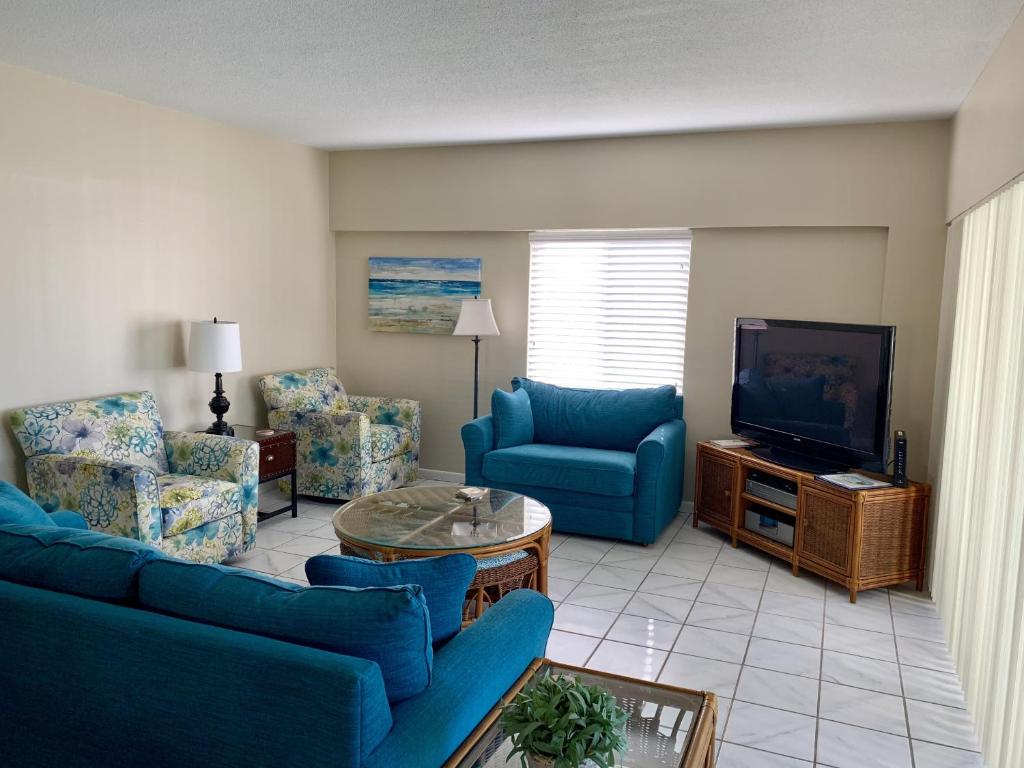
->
[206, 372, 234, 436]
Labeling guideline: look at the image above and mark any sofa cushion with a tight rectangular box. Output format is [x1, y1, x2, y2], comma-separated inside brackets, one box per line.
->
[511, 377, 676, 452]
[0, 480, 56, 527]
[138, 559, 433, 702]
[157, 474, 241, 536]
[483, 444, 636, 497]
[369, 424, 411, 462]
[46, 510, 90, 529]
[492, 388, 534, 449]
[0, 524, 163, 601]
[305, 553, 477, 646]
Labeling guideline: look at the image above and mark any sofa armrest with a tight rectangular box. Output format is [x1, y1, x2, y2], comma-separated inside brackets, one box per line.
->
[24, 454, 162, 544]
[634, 419, 687, 545]
[364, 589, 553, 768]
[461, 415, 494, 486]
[164, 431, 261, 549]
[47, 510, 89, 529]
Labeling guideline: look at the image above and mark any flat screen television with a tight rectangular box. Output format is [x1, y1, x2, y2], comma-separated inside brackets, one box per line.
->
[731, 318, 895, 473]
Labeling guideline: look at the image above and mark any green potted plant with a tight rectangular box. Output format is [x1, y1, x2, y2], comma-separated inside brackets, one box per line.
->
[501, 672, 629, 768]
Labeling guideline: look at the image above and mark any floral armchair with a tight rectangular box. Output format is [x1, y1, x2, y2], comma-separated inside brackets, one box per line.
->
[258, 367, 420, 500]
[8, 391, 258, 563]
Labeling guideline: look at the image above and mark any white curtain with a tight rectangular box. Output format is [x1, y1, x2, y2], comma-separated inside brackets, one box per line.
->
[932, 177, 1024, 768]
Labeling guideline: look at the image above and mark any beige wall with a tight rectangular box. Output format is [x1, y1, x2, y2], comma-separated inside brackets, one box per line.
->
[0, 63, 335, 483]
[337, 232, 528, 472]
[947, 7, 1024, 220]
[331, 121, 950, 493]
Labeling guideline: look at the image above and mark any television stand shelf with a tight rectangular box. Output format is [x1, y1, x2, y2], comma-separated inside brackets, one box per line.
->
[694, 442, 930, 602]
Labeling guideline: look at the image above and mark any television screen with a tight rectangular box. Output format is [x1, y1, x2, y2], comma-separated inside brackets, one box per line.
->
[731, 318, 895, 470]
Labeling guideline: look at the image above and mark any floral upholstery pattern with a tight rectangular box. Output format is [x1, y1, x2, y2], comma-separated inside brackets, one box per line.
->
[762, 353, 859, 430]
[10, 391, 169, 474]
[158, 474, 241, 537]
[259, 368, 420, 500]
[8, 391, 258, 563]
[258, 367, 348, 414]
[370, 425, 412, 462]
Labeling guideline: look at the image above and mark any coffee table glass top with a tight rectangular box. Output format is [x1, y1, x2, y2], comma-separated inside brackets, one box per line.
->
[454, 663, 711, 768]
[333, 485, 551, 551]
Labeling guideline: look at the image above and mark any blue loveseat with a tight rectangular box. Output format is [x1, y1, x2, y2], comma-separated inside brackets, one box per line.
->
[462, 378, 686, 545]
[0, 483, 552, 767]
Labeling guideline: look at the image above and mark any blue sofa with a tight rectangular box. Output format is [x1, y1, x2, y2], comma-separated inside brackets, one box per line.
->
[462, 378, 686, 545]
[0, 484, 552, 767]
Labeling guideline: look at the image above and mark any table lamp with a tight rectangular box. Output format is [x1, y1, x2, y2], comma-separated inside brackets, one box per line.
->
[453, 298, 500, 419]
[188, 317, 242, 436]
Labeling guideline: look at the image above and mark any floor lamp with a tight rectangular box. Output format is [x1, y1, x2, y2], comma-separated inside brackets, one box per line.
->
[453, 298, 500, 419]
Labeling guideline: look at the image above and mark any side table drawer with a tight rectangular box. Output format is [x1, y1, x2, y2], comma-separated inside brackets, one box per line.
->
[259, 440, 295, 481]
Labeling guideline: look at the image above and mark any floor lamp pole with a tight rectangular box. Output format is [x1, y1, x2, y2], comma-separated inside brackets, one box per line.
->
[472, 335, 481, 419]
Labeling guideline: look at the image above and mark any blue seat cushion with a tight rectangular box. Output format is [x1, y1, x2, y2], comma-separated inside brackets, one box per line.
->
[0, 524, 163, 601]
[511, 377, 676, 452]
[491, 388, 534, 449]
[138, 559, 433, 702]
[483, 444, 636, 497]
[305, 553, 477, 646]
[0, 480, 56, 527]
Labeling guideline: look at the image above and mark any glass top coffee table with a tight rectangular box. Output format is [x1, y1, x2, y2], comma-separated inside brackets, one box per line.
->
[332, 484, 553, 602]
[445, 660, 717, 768]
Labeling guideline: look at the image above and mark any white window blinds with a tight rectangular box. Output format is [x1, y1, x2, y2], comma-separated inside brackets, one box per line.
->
[527, 229, 691, 391]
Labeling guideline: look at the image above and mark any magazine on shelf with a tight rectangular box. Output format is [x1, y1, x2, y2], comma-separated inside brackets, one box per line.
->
[710, 438, 754, 448]
[816, 472, 892, 490]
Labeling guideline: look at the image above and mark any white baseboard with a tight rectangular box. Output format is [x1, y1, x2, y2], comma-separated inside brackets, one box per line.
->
[418, 468, 466, 484]
[679, 500, 694, 515]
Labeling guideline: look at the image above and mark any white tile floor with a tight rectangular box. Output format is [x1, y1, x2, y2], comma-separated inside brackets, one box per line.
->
[229, 491, 986, 768]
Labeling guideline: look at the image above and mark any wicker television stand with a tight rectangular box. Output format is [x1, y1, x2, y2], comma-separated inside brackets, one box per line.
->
[694, 442, 930, 602]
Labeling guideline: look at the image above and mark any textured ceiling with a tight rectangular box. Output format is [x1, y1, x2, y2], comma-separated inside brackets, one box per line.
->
[0, 1, 1021, 149]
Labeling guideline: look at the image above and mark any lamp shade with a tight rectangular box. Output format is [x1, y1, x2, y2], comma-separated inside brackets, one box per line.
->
[188, 320, 242, 373]
[453, 299, 500, 337]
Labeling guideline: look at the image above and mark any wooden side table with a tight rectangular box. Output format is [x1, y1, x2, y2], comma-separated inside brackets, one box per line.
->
[232, 425, 297, 522]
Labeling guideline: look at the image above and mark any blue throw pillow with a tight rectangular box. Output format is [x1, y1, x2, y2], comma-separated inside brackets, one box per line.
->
[305, 553, 477, 646]
[0, 524, 163, 601]
[491, 388, 534, 449]
[138, 559, 433, 702]
[0, 481, 56, 527]
[511, 377, 677, 452]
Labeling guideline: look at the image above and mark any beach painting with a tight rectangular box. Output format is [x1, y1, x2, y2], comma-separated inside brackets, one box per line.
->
[368, 257, 482, 334]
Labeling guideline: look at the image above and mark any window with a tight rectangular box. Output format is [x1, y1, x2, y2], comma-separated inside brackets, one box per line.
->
[527, 229, 691, 391]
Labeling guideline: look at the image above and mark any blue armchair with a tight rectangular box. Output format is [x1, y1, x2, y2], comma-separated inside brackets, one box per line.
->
[462, 377, 686, 545]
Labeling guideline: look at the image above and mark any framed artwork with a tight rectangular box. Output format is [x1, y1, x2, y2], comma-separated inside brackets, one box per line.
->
[368, 257, 481, 334]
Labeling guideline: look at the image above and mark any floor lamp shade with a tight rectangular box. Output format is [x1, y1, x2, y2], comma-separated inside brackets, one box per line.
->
[188, 319, 242, 436]
[453, 299, 500, 338]
[453, 299, 499, 420]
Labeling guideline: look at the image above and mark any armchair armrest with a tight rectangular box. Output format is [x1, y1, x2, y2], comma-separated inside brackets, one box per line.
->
[461, 415, 494, 487]
[348, 395, 421, 447]
[24, 454, 162, 544]
[164, 431, 260, 550]
[634, 419, 687, 545]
